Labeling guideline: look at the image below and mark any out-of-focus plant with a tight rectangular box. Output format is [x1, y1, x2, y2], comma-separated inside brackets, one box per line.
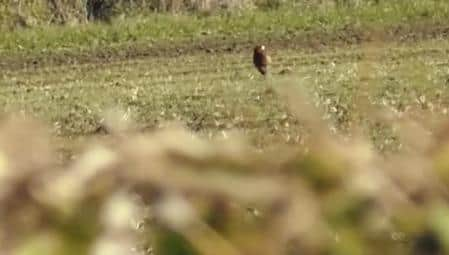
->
[1, 81, 449, 255]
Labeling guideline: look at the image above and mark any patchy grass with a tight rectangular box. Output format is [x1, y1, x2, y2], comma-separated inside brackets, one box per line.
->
[2, 37, 449, 155]
[1, 0, 449, 54]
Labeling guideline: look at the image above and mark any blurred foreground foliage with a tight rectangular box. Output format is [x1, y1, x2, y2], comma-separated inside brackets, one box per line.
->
[1, 85, 449, 255]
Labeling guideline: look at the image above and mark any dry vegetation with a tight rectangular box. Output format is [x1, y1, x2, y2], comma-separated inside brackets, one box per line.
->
[0, 0, 426, 29]
[0, 0, 285, 29]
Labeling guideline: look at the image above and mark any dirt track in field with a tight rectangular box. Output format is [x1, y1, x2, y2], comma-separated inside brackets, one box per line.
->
[2, 22, 449, 71]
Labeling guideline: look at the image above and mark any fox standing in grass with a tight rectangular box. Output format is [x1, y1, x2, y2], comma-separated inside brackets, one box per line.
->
[253, 45, 270, 76]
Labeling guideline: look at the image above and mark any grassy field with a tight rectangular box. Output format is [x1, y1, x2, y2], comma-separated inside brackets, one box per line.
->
[2, 0, 449, 54]
[4, 1, 449, 254]
[2, 36, 449, 155]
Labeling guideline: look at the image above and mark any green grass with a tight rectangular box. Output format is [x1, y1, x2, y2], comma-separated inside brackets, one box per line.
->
[1, 0, 449, 54]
